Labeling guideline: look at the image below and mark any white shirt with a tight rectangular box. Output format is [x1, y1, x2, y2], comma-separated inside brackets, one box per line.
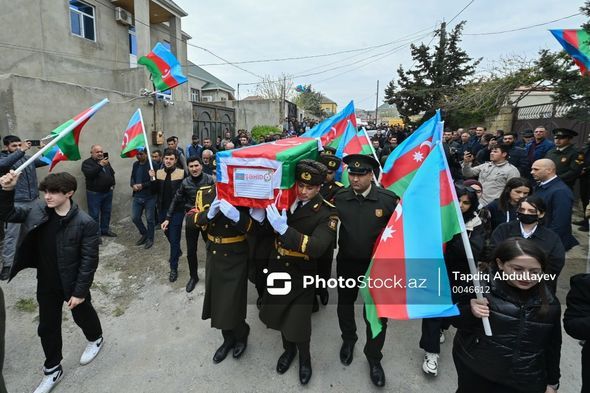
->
[540, 175, 558, 187]
[520, 222, 538, 239]
[290, 199, 310, 214]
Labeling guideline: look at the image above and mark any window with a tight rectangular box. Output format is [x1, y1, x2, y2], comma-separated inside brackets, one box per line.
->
[190, 88, 200, 102]
[69, 1, 96, 41]
[128, 26, 137, 68]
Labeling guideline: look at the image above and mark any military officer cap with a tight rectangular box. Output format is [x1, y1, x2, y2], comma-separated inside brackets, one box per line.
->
[552, 128, 578, 138]
[296, 159, 328, 186]
[521, 129, 534, 138]
[322, 146, 337, 155]
[318, 154, 342, 172]
[343, 154, 379, 175]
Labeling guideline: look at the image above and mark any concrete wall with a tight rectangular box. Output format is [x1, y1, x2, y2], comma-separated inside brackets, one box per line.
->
[218, 99, 291, 131]
[486, 105, 514, 132]
[0, 74, 193, 221]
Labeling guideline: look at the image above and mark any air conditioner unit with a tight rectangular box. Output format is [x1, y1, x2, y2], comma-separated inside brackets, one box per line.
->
[202, 96, 213, 102]
[115, 7, 133, 26]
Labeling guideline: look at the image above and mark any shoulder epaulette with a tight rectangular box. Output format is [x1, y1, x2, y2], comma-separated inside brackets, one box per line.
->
[322, 198, 336, 208]
[334, 181, 344, 187]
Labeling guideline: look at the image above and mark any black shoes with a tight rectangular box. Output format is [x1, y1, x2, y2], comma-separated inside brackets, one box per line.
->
[573, 219, 587, 226]
[578, 226, 589, 232]
[144, 239, 154, 249]
[299, 358, 312, 385]
[186, 277, 198, 293]
[319, 290, 329, 306]
[136, 235, 147, 246]
[0, 266, 10, 281]
[102, 231, 117, 237]
[233, 324, 250, 359]
[169, 269, 178, 282]
[340, 341, 355, 365]
[276, 350, 297, 374]
[213, 340, 235, 364]
[368, 360, 386, 387]
[256, 296, 263, 310]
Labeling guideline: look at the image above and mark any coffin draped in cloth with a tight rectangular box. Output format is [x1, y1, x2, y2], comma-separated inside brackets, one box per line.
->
[216, 137, 319, 209]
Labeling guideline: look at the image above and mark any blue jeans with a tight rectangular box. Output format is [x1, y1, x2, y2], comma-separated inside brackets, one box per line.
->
[131, 195, 156, 241]
[86, 190, 113, 235]
[160, 210, 184, 270]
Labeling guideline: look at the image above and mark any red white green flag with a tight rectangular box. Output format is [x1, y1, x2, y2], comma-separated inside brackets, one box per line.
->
[121, 109, 147, 158]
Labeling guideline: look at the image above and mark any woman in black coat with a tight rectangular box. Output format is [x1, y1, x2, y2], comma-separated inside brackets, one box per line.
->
[563, 273, 590, 393]
[452, 238, 561, 393]
[490, 195, 565, 291]
[485, 177, 531, 230]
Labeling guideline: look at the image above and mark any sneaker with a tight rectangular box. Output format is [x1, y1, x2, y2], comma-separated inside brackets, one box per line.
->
[422, 352, 439, 376]
[439, 330, 445, 344]
[80, 337, 104, 365]
[34, 365, 64, 393]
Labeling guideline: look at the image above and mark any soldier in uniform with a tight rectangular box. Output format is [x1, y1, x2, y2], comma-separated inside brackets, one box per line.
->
[259, 159, 337, 385]
[195, 188, 254, 364]
[545, 128, 581, 189]
[314, 152, 342, 309]
[334, 154, 398, 387]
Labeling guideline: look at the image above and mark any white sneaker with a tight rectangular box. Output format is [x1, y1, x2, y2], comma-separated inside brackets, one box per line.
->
[439, 331, 445, 344]
[80, 337, 104, 365]
[33, 365, 64, 393]
[422, 352, 439, 376]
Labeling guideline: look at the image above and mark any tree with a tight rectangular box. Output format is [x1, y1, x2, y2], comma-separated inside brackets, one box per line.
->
[384, 21, 481, 125]
[293, 84, 326, 118]
[255, 73, 294, 100]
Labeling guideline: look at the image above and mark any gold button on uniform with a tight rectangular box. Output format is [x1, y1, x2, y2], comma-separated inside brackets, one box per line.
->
[213, 250, 217, 255]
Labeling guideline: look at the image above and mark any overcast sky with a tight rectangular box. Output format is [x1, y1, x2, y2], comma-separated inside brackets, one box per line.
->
[177, 0, 587, 111]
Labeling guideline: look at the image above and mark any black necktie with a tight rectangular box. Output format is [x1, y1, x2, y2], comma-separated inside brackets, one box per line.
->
[356, 194, 364, 202]
[295, 200, 304, 211]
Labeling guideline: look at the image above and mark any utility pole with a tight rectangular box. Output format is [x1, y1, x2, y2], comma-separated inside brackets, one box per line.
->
[374, 80, 379, 126]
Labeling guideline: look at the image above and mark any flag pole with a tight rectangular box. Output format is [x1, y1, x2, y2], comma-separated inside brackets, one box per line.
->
[137, 109, 155, 180]
[437, 128, 492, 336]
[15, 98, 109, 174]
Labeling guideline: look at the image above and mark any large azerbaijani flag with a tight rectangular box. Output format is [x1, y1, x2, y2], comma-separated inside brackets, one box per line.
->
[216, 137, 319, 209]
[138, 42, 188, 91]
[550, 29, 590, 75]
[301, 101, 356, 146]
[41, 99, 109, 171]
[361, 142, 462, 338]
[380, 110, 442, 196]
[121, 109, 147, 158]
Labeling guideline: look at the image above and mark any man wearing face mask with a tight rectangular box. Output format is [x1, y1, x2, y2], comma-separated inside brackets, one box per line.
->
[490, 195, 565, 291]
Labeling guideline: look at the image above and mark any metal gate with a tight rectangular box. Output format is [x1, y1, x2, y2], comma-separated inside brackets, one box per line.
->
[192, 102, 235, 142]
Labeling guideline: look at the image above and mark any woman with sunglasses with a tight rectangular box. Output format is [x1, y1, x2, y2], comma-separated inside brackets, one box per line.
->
[486, 177, 532, 230]
[490, 195, 565, 292]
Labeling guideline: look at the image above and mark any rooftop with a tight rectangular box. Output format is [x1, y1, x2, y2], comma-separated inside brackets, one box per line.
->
[187, 61, 235, 93]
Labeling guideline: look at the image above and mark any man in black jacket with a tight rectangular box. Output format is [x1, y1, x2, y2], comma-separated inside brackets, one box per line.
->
[166, 156, 215, 292]
[0, 171, 103, 393]
[81, 145, 116, 238]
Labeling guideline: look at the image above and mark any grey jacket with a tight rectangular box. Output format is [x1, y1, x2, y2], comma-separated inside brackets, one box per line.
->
[462, 160, 520, 206]
[0, 150, 48, 202]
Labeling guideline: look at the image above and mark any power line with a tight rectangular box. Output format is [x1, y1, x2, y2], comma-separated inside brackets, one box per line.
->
[448, 0, 475, 24]
[464, 12, 582, 36]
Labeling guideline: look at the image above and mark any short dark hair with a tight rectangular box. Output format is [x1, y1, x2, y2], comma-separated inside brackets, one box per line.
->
[162, 148, 178, 158]
[492, 144, 510, 155]
[187, 156, 203, 165]
[166, 136, 176, 143]
[3, 135, 21, 146]
[152, 149, 162, 156]
[39, 172, 77, 194]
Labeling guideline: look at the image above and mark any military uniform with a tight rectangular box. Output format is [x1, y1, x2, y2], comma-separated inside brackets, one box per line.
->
[195, 186, 253, 361]
[545, 128, 581, 189]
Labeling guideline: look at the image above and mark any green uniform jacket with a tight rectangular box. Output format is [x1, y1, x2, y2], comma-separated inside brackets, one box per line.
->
[196, 191, 254, 330]
[545, 144, 581, 188]
[259, 194, 337, 342]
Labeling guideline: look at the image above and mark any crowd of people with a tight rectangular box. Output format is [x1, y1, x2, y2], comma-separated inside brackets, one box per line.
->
[0, 122, 588, 393]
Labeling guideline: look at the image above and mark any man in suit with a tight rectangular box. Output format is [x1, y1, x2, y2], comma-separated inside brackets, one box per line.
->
[531, 158, 579, 251]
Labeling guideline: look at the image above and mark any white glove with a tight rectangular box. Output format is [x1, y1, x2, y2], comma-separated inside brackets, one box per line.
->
[219, 199, 240, 223]
[207, 198, 221, 219]
[265, 204, 288, 235]
[249, 207, 265, 223]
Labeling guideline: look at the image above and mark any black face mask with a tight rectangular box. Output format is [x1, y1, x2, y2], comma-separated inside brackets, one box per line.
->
[517, 212, 538, 225]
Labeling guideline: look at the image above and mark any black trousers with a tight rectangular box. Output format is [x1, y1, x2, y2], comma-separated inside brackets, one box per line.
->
[315, 247, 334, 297]
[419, 318, 451, 354]
[337, 282, 388, 362]
[281, 333, 310, 362]
[37, 289, 102, 368]
[221, 320, 249, 343]
[185, 217, 206, 279]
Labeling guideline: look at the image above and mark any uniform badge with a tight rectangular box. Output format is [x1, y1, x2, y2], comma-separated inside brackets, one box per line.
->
[561, 157, 567, 163]
[329, 217, 338, 230]
[375, 209, 383, 217]
[353, 161, 361, 167]
[329, 161, 336, 168]
[301, 172, 312, 181]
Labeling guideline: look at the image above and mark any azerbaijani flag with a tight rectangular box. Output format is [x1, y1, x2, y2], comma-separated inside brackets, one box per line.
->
[138, 42, 188, 91]
[41, 99, 109, 171]
[356, 129, 374, 155]
[380, 110, 442, 196]
[550, 29, 590, 75]
[216, 137, 319, 209]
[121, 109, 147, 158]
[361, 142, 461, 338]
[302, 101, 356, 146]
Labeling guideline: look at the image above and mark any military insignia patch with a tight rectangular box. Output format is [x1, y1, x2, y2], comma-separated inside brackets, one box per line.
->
[329, 217, 338, 230]
[375, 209, 383, 217]
[353, 161, 361, 167]
[301, 172, 312, 181]
[328, 161, 337, 168]
[561, 157, 567, 163]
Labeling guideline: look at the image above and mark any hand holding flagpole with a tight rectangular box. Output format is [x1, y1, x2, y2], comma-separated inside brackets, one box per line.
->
[137, 109, 155, 180]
